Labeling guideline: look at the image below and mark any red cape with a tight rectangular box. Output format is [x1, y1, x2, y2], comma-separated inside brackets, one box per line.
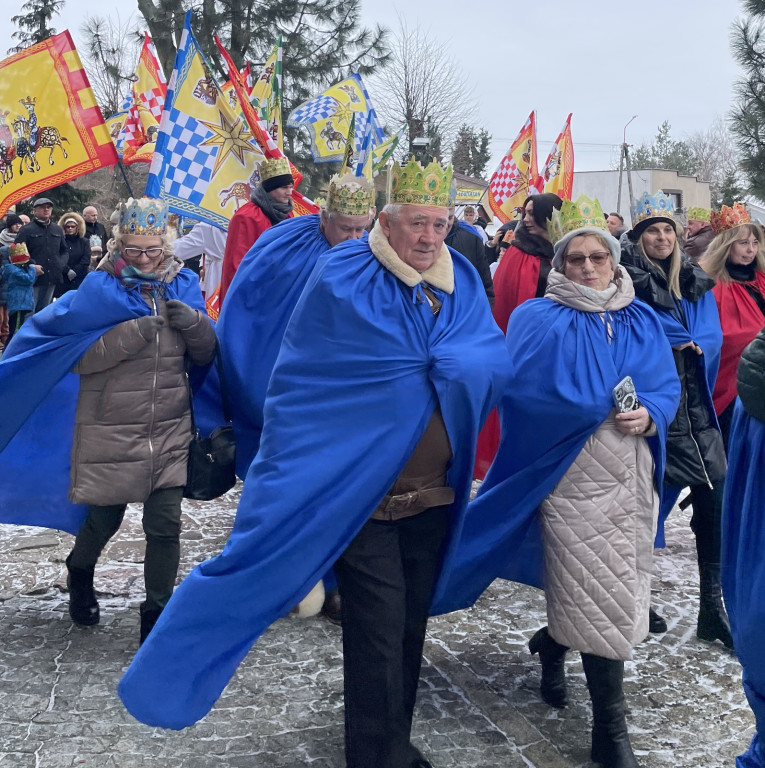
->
[474, 244, 549, 478]
[219, 203, 294, 305]
[712, 273, 765, 415]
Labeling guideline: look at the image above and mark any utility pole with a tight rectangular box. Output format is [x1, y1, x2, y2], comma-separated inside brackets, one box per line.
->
[616, 115, 637, 215]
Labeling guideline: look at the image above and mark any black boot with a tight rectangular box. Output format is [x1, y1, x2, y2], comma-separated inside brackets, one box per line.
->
[648, 607, 667, 634]
[697, 562, 734, 649]
[581, 653, 640, 768]
[65, 554, 99, 626]
[528, 626, 568, 708]
[140, 606, 163, 645]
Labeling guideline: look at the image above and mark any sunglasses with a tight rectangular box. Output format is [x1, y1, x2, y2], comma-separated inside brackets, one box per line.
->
[565, 251, 611, 267]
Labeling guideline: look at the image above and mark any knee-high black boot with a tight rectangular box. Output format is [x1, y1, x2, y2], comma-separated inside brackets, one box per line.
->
[529, 626, 568, 708]
[581, 653, 640, 768]
[697, 561, 734, 649]
[65, 554, 100, 626]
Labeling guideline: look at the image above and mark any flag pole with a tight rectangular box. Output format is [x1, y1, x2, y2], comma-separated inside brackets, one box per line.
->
[385, 159, 393, 205]
[117, 161, 135, 198]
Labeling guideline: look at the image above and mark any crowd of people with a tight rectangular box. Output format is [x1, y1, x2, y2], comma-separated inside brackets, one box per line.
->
[0, 157, 764, 768]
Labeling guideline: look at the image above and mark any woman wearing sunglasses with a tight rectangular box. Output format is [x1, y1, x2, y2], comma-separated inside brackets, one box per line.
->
[619, 192, 730, 649]
[433, 197, 679, 767]
[54, 211, 91, 297]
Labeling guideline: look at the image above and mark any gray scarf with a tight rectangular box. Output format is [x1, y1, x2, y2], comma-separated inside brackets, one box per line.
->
[0, 229, 16, 247]
[251, 184, 293, 225]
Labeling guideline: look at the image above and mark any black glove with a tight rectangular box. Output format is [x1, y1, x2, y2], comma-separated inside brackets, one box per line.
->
[136, 315, 166, 340]
[165, 300, 199, 330]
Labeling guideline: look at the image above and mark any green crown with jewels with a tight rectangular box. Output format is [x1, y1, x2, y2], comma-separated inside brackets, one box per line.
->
[547, 194, 608, 245]
[687, 206, 711, 223]
[117, 197, 168, 236]
[390, 157, 453, 207]
[260, 156, 291, 182]
[326, 173, 375, 216]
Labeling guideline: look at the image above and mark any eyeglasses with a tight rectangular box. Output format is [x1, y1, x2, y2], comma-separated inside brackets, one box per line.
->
[122, 246, 164, 259]
[565, 251, 611, 267]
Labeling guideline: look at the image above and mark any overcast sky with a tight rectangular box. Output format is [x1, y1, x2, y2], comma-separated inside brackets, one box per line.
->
[1, 0, 747, 174]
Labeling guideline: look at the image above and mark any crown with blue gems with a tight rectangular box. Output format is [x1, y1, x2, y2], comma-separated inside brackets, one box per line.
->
[390, 157, 453, 207]
[326, 173, 375, 216]
[630, 191, 675, 228]
[117, 197, 168, 236]
[547, 194, 608, 245]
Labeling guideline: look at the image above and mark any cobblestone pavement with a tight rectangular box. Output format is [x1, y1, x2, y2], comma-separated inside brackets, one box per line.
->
[0, 487, 754, 768]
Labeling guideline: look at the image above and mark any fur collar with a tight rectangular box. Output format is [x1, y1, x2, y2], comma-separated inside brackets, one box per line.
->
[369, 221, 454, 294]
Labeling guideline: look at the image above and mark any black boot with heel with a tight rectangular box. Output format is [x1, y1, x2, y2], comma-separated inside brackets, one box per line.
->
[528, 626, 569, 708]
[582, 653, 640, 768]
[696, 562, 734, 649]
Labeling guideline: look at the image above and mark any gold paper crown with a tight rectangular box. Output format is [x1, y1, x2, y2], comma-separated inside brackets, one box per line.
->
[9, 242, 30, 263]
[710, 202, 751, 234]
[547, 195, 608, 245]
[687, 206, 711, 223]
[117, 197, 168, 236]
[326, 173, 374, 216]
[259, 156, 291, 182]
[390, 157, 453, 207]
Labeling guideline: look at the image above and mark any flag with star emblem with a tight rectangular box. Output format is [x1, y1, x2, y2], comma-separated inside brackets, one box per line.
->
[287, 74, 385, 163]
[145, 12, 266, 229]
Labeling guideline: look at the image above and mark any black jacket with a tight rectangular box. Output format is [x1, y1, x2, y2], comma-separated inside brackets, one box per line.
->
[620, 240, 726, 487]
[85, 220, 108, 248]
[738, 327, 765, 424]
[55, 235, 91, 295]
[15, 219, 68, 286]
[445, 221, 495, 306]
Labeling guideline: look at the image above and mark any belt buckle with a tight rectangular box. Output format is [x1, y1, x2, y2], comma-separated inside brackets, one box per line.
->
[386, 490, 418, 513]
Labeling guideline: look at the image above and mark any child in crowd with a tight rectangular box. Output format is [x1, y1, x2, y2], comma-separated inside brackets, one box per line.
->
[0, 243, 36, 350]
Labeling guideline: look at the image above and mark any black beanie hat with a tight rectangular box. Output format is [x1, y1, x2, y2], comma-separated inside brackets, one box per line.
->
[4, 213, 23, 228]
[261, 174, 294, 193]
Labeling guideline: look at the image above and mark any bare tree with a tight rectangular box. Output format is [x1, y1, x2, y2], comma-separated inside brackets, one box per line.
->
[686, 117, 742, 206]
[370, 19, 474, 161]
[80, 14, 144, 116]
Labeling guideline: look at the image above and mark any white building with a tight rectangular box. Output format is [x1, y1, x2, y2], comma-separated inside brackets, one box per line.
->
[572, 169, 712, 227]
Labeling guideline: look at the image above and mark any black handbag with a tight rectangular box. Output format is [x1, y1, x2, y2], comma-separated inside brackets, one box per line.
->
[184, 344, 237, 501]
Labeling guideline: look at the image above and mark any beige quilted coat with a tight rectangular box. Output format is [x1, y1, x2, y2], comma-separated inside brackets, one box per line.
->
[540, 268, 658, 661]
[68, 257, 216, 506]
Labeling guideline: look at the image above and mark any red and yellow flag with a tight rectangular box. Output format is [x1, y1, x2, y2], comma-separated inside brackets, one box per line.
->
[487, 111, 540, 223]
[134, 33, 167, 121]
[542, 113, 574, 200]
[0, 32, 119, 216]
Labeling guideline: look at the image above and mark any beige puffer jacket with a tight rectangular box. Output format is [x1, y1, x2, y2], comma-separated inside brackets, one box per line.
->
[68, 258, 216, 506]
[540, 268, 658, 661]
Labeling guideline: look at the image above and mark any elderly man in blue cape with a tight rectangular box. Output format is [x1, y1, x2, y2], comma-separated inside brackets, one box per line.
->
[723, 329, 765, 768]
[215, 171, 374, 620]
[118, 158, 511, 768]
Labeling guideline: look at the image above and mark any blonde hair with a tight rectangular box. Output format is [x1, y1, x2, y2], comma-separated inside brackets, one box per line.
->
[700, 223, 765, 282]
[638, 228, 682, 298]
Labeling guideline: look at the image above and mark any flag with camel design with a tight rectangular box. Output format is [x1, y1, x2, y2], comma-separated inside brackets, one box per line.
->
[0, 32, 118, 216]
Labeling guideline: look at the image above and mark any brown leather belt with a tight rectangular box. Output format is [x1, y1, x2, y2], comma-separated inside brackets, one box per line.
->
[371, 487, 455, 521]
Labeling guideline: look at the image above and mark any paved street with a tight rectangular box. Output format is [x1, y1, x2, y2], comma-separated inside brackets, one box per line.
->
[0, 487, 754, 768]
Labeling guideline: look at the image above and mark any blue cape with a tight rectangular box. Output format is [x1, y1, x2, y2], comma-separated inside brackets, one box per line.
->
[216, 214, 339, 477]
[654, 291, 723, 545]
[431, 294, 681, 614]
[118, 241, 511, 729]
[0, 268, 208, 534]
[722, 401, 765, 768]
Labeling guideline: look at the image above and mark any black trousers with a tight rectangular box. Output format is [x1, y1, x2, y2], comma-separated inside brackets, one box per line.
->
[336, 505, 450, 768]
[689, 482, 725, 565]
